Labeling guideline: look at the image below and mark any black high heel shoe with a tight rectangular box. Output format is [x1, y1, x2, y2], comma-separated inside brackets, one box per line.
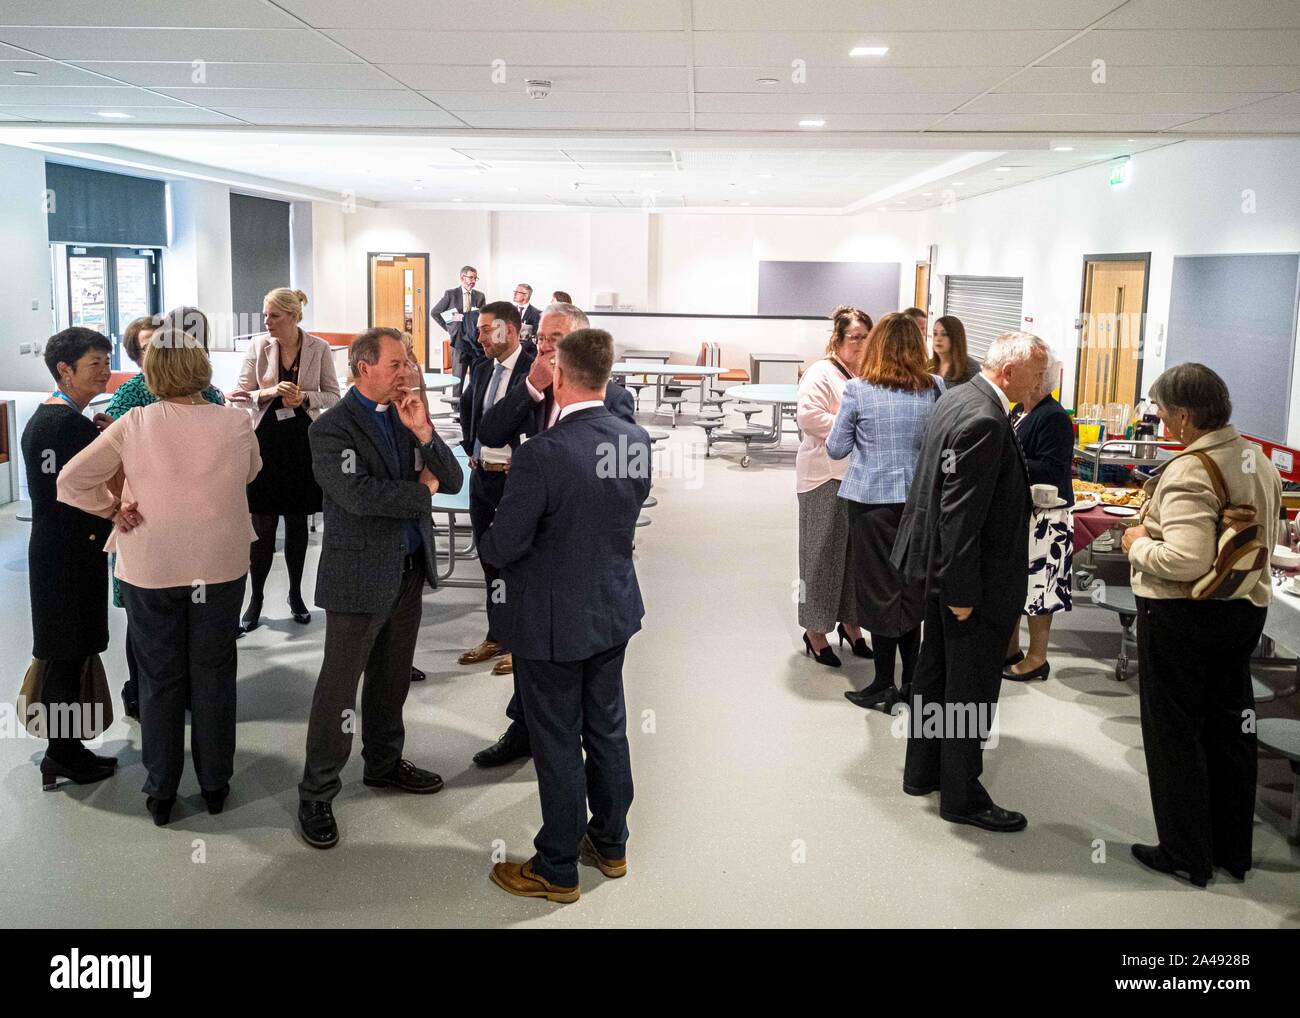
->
[287, 596, 310, 625]
[238, 598, 263, 636]
[836, 623, 874, 659]
[201, 784, 230, 815]
[146, 795, 176, 826]
[802, 633, 842, 668]
[40, 757, 115, 791]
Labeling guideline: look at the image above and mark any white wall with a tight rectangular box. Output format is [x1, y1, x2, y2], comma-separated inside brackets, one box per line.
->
[164, 179, 234, 347]
[0, 145, 56, 391]
[917, 138, 1300, 440]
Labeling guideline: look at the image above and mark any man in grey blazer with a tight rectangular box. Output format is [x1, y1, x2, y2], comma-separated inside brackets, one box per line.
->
[297, 327, 464, 849]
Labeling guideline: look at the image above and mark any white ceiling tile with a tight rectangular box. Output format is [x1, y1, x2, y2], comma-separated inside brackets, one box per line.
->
[0, 59, 109, 85]
[276, 0, 684, 31]
[1044, 30, 1300, 66]
[75, 61, 394, 90]
[997, 65, 1300, 93]
[696, 92, 971, 115]
[693, 30, 1076, 67]
[694, 0, 1124, 31]
[383, 64, 689, 92]
[428, 91, 688, 113]
[459, 111, 691, 129]
[1098, 0, 1300, 30]
[325, 30, 688, 65]
[937, 112, 1196, 132]
[694, 65, 1017, 93]
[1175, 112, 1300, 133]
[0, 84, 189, 106]
[0, 28, 353, 63]
[693, 112, 939, 130]
[0, 105, 239, 124]
[1225, 92, 1300, 116]
[0, 0, 301, 29]
[159, 88, 434, 110]
[964, 92, 1278, 115]
[209, 107, 463, 127]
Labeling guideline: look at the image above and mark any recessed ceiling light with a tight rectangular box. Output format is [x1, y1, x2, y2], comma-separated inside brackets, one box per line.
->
[850, 46, 889, 57]
[757, 173, 773, 179]
[756, 77, 779, 85]
[953, 181, 965, 186]
[12, 69, 37, 77]
[96, 110, 132, 119]
[799, 119, 825, 128]
[876, 207, 888, 212]
[453, 197, 465, 202]
[921, 191, 933, 197]
[994, 166, 1012, 172]
[1052, 145, 1074, 152]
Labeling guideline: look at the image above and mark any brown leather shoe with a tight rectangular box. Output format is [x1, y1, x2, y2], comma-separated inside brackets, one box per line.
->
[491, 653, 514, 675]
[579, 833, 627, 878]
[489, 860, 579, 903]
[459, 639, 505, 665]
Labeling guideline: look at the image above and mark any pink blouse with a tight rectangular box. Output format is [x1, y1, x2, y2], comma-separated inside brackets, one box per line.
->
[57, 402, 262, 589]
[795, 357, 851, 494]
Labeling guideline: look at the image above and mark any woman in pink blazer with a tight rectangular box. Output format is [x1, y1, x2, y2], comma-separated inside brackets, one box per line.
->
[229, 288, 340, 634]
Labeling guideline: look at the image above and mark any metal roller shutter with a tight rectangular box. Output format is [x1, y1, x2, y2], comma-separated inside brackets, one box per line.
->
[942, 275, 1024, 363]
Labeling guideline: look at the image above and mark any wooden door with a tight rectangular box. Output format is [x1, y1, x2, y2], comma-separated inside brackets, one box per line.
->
[369, 254, 429, 368]
[1075, 258, 1147, 408]
[914, 262, 931, 311]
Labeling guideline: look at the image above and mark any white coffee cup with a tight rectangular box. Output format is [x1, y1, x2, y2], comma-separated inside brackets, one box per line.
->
[1031, 483, 1058, 508]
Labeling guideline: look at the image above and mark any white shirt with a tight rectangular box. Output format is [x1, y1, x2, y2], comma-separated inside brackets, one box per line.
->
[477, 344, 523, 465]
[977, 372, 1012, 415]
[557, 399, 605, 423]
[523, 376, 563, 429]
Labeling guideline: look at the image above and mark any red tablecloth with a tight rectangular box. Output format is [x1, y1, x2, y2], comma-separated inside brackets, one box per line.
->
[1072, 506, 1125, 552]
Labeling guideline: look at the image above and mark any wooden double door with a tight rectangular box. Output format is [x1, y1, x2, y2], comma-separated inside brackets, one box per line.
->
[369, 253, 429, 368]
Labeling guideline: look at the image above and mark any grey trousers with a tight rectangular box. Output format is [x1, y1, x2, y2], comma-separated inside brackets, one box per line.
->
[120, 575, 246, 799]
[299, 559, 425, 802]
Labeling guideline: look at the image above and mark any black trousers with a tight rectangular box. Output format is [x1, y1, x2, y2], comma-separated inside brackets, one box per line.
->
[121, 575, 246, 798]
[469, 466, 508, 641]
[516, 642, 634, 887]
[299, 557, 425, 802]
[903, 596, 1015, 815]
[1135, 595, 1264, 877]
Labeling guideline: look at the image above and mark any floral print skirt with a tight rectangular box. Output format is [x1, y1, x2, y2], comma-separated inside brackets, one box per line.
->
[1026, 507, 1073, 615]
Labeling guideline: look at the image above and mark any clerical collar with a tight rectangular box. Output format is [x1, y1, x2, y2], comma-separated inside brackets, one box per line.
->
[353, 388, 389, 413]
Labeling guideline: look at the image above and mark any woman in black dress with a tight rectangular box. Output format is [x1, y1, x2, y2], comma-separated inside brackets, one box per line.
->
[231, 288, 340, 633]
[21, 327, 120, 789]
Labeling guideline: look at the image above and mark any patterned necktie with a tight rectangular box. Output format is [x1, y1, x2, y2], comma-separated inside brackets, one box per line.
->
[473, 360, 506, 460]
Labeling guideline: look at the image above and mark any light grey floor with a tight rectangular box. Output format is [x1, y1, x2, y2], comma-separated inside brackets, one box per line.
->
[0, 415, 1297, 928]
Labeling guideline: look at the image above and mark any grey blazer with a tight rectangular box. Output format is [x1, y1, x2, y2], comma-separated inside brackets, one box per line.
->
[309, 389, 463, 614]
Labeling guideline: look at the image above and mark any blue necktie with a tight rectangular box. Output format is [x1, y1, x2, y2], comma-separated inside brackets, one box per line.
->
[473, 360, 505, 460]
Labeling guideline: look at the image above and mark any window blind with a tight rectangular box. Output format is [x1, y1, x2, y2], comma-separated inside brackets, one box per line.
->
[45, 162, 167, 247]
[942, 275, 1024, 363]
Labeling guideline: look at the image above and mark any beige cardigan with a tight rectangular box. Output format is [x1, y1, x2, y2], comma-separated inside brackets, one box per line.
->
[233, 329, 341, 429]
[1129, 425, 1281, 606]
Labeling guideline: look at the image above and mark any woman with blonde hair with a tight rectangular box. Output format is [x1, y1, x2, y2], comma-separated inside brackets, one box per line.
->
[795, 305, 873, 667]
[230, 288, 340, 634]
[60, 316, 261, 824]
[828, 313, 945, 708]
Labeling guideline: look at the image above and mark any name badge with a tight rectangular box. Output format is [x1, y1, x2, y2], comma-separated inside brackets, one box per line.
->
[275, 407, 297, 422]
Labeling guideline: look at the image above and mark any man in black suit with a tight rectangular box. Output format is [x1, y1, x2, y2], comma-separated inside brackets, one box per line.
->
[298, 328, 464, 849]
[512, 283, 541, 349]
[482, 328, 651, 903]
[430, 265, 485, 382]
[456, 301, 533, 678]
[890, 331, 1049, 833]
[469, 302, 637, 768]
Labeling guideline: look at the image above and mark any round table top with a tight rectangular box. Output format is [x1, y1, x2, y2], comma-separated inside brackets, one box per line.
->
[612, 362, 726, 375]
[423, 373, 459, 390]
[724, 383, 799, 403]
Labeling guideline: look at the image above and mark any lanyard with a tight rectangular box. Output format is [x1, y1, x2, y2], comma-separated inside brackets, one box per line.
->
[51, 390, 82, 413]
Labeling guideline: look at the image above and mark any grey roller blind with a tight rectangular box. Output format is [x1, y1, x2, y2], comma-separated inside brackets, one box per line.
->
[942, 275, 1024, 362]
[45, 162, 167, 247]
[230, 193, 291, 334]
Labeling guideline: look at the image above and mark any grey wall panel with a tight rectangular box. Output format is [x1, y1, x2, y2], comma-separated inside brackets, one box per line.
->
[1166, 253, 1300, 442]
[229, 192, 291, 335]
[758, 260, 901, 321]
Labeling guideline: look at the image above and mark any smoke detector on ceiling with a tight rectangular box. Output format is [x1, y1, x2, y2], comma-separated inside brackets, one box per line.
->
[525, 79, 551, 100]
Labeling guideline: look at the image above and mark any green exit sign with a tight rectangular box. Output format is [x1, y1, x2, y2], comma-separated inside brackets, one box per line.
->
[1108, 157, 1131, 187]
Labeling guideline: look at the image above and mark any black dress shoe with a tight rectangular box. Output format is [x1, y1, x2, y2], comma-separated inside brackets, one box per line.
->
[802, 633, 841, 668]
[836, 623, 874, 659]
[1004, 651, 1025, 667]
[201, 784, 230, 815]
[39, 757, 115, 791]
[91, 754, 118, 768]
[410, 666, 426, 682]
[298, 800, 339, 849]
[1002, 661, 1050, 682]
[844, 683, 897, 711]
[473, 727, 532, 768]
[1131, 843, 1209, 887]
[146, 795, 176, 826]
[363, 759, 444, 794]
[903, 781, 940, 796]
[940, 803, 1028, 833]
[287, 596, 310, 624]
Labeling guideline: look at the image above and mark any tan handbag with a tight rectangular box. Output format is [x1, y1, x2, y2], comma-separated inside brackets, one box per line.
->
[16, 656, 115, 739]
[1172, 451, 1269, 601]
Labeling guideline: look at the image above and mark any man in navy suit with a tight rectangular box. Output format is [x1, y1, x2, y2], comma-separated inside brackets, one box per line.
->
[482, 328, 651, 903]
[456, 302, 534, 678]
[469, 302, 636, 768]
[430, 265, 485, 383]
[512, 283, 541, 349]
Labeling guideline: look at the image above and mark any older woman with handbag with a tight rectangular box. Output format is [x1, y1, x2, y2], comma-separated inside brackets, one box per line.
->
[60, 321, 262, 825]
[229, 288, 340, 633]
[1122, 362, 1281, 887]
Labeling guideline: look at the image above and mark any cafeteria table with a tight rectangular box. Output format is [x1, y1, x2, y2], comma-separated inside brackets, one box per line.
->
[422, 372, 460, 392]
[716, 383, 799, 466]
[429, 447, 482, 588]
[611, 361, 726, 412]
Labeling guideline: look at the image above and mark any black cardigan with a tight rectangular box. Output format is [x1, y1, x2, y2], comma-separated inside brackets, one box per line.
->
[1011, 394, 1075, 507]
